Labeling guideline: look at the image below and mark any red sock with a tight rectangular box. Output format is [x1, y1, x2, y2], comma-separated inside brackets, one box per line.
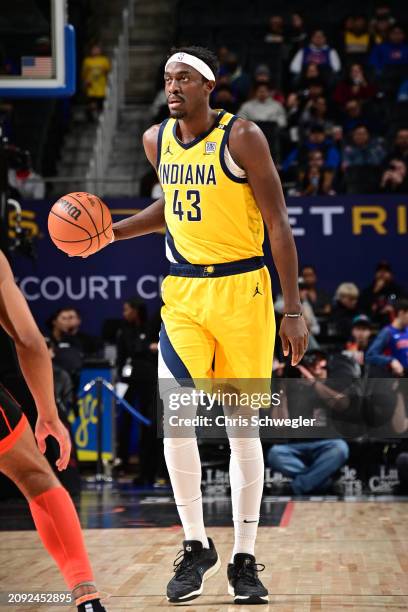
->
[29, 486, 95, 590]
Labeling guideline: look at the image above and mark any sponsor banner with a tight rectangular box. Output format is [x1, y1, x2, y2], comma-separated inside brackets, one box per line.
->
[10, 195, 408, 335]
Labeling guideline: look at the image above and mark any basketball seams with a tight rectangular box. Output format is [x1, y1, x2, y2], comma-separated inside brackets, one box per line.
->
[49, 209, 93, 239]
[97, 196, 111, 240]
[65, 194, 101, 250]
[51, 221, 112, 243]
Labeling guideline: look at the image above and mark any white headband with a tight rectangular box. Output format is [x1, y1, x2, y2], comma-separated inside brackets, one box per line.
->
[165, 52, 216, 81]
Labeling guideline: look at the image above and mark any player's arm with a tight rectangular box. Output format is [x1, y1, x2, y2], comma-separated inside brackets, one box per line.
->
[0, 252, 70, 468]
[229, 119, 309, 366]
[112, 124, 165, 241]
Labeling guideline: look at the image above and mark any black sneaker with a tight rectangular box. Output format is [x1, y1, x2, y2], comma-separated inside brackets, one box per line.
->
[167, 538, 221, 603]
[227, 553, 269, 604]
[77, 598, 107, 612]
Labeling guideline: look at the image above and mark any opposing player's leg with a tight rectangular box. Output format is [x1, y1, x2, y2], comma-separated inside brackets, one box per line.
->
[0, 404, 106, 612]
[160, 277, 221, 603]
[211, 266, 275, 604]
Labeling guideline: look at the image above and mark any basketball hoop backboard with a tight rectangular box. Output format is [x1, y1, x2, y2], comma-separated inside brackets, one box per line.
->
[0, 0, 75, 98]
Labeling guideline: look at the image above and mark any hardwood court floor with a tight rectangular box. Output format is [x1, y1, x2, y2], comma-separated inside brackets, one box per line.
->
[0, 501, 407, 611]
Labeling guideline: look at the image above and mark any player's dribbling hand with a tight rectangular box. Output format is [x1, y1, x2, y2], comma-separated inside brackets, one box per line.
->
[35, 416, 72, 471]
[279, 316, 309, 366]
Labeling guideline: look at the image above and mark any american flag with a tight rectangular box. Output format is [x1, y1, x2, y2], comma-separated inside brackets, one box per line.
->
[21, 56, 53, 78]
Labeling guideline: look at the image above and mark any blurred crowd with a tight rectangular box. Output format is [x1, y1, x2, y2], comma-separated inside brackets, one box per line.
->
[148, 3, 408, 196]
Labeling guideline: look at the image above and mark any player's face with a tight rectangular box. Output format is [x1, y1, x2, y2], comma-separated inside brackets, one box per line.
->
[164, 63, 213, 119]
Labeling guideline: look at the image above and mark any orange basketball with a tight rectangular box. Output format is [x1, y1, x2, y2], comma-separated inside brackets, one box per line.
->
[48, 192, 113, 257]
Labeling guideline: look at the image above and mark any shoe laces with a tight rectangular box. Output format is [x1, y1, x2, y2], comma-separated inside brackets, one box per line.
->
[173, 549, 196, 578]
[236, 560, 265, 586]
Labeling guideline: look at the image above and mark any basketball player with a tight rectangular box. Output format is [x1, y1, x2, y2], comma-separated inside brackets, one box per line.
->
[0, 250, 106, 612]
[103, 46, 308, 604]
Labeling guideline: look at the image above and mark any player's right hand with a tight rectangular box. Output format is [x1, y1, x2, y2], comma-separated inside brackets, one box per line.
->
[35, 416, 72, 471]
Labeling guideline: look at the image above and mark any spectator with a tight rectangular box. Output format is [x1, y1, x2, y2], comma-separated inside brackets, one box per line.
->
[44, 336, 74, 416]
[344, 315, 373, 367]
[297, 162, 328, 196]
[344, 15, 370, 56]
[369, 25, 408, 75]
[369, 3, 396, 43]
[253, 65, 285, 104]
[333, 64, 377, 109]
[47, 308, 84, 392]
[366, 299, 408, 376]
[238, 82, 287, 126]
[329, 282, 360, 340]
[360, 261, 405, 326]
[299, 95, 334, 134]
[217, 51, 250, 102]
[381, 158, 408, 192]
[290, 30, 341, 77]
[63, 307, 103, 357]
[116, 296, 159, 482]
[267, 350, 349, 495]
[301, 265, 332, 315]
[296, 63, 327, 93]
[287, 13, 307, 53]
[343, 125, 386, 167]
[264, 15, 285, 44]
[282, 125, 341, 175]
[81, 44, 111, 122]
[385, 128, 408, 164]
[212, 83, 239, 114]
[341, 99, 378, 135]
[285, 92, 302, 145]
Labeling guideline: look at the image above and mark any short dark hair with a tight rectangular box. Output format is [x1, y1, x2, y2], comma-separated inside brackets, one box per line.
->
[168, 46, 219, 80]
[394, 299, 408, 314]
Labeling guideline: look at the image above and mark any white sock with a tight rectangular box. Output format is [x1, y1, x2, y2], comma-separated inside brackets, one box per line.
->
[164, 437, 209, 548]
[229, 437, 264, 561]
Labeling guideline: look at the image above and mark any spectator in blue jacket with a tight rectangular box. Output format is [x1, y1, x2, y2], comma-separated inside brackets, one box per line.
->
[369, 25, 408, 74]
[343, 125, 386, 168]
[282, 124, 341, 173]
[366, 299, 408, 376]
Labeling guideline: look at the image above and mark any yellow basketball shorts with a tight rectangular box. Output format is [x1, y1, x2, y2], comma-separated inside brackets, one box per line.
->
[158, 257, 275, 385]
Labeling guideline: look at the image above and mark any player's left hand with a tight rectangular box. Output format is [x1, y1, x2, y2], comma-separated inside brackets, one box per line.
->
[279, 316, 309, 366]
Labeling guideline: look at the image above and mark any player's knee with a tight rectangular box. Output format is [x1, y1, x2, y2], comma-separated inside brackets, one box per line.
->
[13, 461, 59, 500]
[229, 437, 262, 457]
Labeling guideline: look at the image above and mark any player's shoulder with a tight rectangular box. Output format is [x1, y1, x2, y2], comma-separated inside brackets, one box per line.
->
[229, 117, 267, 159]
[143, 123, 162, 145]
[229, 117, 265, 142]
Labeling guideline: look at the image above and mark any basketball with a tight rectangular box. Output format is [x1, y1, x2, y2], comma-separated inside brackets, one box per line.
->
[48, 192, 113, 257]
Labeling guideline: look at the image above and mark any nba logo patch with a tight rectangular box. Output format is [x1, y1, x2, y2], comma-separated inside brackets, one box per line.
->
[205, 142, 217, 154]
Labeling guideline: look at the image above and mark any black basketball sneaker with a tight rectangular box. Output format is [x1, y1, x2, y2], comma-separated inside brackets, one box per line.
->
[227, 553, 269, 604]
[77, 598, 107, 612]
[167, 538, 221, 603]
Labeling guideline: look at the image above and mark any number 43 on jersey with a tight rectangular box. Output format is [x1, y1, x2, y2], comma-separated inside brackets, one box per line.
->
[172, 189, 202, 221]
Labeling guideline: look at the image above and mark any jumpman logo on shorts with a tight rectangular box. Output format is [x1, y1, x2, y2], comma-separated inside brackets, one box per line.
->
[253, 283, 263, 297]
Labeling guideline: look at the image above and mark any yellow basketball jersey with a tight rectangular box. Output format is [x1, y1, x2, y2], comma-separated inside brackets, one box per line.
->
[157, 110, 264, 264]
